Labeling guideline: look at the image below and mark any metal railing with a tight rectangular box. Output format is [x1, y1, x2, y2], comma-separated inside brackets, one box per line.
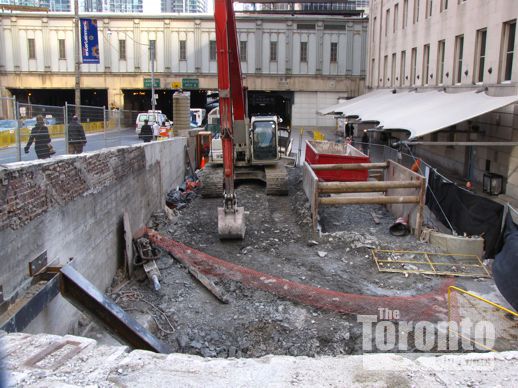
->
[0, 97, 141, 164]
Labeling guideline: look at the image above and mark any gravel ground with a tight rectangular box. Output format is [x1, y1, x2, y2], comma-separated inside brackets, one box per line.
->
[84, 166, 503, 358]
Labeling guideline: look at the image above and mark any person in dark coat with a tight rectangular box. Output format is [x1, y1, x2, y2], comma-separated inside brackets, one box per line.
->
[68, 115, 87, 154]
[140, 119, 153, 143]
[24, 115, 52, 159]
[361, 129, 370, 155]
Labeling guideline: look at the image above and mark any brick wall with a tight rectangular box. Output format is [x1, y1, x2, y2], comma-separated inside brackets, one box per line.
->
[0, 139, 186, 334]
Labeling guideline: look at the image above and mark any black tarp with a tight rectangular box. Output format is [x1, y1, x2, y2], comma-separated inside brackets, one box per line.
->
[426, 170, 504, 258]
[493, 211, 518, 312]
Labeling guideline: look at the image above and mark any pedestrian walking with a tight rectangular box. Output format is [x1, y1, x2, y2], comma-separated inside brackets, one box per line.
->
[140, 119, 153, 143]
[24, 115, 53, 159]
[68, 115, 87, 154]
[152, 121, 160, 140]
[361, 129, 370, 155]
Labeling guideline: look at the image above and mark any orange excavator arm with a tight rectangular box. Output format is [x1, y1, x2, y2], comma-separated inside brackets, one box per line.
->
[214, 0, 246, 239]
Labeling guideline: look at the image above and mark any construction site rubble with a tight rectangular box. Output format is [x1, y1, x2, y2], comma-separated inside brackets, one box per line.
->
[165, 174, 200, 210]
[82, 167, 515, 359]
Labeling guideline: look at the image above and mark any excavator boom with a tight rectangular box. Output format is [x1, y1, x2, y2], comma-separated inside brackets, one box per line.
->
[214, 0, 245, 239]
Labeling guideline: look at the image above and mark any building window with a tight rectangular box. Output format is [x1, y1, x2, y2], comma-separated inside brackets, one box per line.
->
[437, 39, 445, 84]
[179, 40, 186, 61]
[385, 9, 390, 36]
[58, 39, 66, 60]
[474, 29, 487, 83]
[400, 50, 406, 86]
[28, 38, 35, 59]
[383, 55, 388, 86]
[371, 58, 376, 86]
[411, 47, 417, 85]
[372, 17, 377, 43]
[440, 0, 448, 12]
[330, 42, 338, 62]
[149, 40, 156, 61]
[454, 34, 464, 84]
[240, 41, 247, 62]
[423, 44, 430, 85]
[209, 40, 217, 61]
[391, 53, 397, 86]
[403, 0, 408, 28]
[413, 0, 420, 24]
[300, 41, 308, 62]
[394, 3, 399, 33]
[270, 41, 277, 62]
[501, 20, 516, 82]
[426, 0, 433, 18]
[119, 39, 126, 60]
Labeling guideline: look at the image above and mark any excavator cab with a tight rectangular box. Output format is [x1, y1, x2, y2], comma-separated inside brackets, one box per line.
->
[251, 116, 280, 162]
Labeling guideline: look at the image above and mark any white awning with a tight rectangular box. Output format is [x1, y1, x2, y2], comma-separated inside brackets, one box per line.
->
[319, 89, 518, 139]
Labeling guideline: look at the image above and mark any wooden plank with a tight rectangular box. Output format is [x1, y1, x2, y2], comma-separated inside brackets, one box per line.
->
[319, 195, 420, 205]
[170, 252, 230, 304]
[415, 178, 426, 238]
[310, 162, 388, 171]
[185, 265, 231, 304]
[123, 212, 134, 278]
[318, 180, 421, 193]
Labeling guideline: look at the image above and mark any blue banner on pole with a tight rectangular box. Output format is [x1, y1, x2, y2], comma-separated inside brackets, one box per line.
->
[80, 18, 100, 64]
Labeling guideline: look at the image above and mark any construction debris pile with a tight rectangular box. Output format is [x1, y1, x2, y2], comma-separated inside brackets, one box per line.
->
[165, 174, 200, 210]
[82, 165, 513, 358]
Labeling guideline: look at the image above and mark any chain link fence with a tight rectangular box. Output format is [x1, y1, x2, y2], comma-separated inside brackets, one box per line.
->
[0, 98, 141, 164]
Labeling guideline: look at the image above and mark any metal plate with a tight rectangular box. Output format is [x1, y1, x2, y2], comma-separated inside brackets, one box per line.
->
[29, 251, 48, 277]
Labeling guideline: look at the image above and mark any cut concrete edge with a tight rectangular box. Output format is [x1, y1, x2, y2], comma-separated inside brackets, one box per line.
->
[2, 333, 518, 387]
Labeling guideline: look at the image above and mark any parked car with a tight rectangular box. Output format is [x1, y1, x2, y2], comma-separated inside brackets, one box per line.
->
[0, 119, 17, 134]
[135, 111, 171, 135]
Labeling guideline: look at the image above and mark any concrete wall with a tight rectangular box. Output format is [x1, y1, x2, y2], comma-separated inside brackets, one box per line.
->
[0, 138, 186, 334]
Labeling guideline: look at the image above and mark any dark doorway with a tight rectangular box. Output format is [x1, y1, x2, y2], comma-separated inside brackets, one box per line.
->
[248, 91, 293, 127]
[9, 88, 108, 108]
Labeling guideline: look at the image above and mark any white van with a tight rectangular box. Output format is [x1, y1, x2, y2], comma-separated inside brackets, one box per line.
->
[135, 111, 171, 135]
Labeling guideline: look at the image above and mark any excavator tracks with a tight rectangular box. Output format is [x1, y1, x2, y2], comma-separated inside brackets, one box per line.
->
[199, 165, 224, 198]
[265, 164, 289, 196]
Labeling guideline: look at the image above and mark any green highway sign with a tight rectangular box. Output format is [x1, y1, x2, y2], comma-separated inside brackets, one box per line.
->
[144, 78, 160, 88]
[182, 78, 199, 89]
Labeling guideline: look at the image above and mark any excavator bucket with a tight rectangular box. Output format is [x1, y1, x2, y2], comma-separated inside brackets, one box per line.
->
[218, 207, 246, 239]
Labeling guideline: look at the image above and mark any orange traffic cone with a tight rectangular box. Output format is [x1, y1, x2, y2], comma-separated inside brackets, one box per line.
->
[200, 157, 206, 169]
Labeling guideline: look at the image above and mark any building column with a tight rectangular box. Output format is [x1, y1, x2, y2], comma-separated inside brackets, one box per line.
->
[346, 22, 354, 76]
[285, 20, 293, 74]
[11, 17, 20, 72]
[0, 18, 5, 72]
[194, 19, 201, 73]
[42, 17, 51, 71]
[103, 19, 111, 72]
[164, 19, 171, 72]
[255, 20, 263, 73]
[133, 19, 140, 71]
[316, 21, 323, 75]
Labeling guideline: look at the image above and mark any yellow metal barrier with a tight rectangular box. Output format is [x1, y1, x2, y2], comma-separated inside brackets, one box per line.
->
[447, 285, 518, 352]
[0, 121, 106, 148]
[313, 130, 325, 141]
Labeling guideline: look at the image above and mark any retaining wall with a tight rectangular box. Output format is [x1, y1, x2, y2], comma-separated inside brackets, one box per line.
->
[0, 138, 186, 334]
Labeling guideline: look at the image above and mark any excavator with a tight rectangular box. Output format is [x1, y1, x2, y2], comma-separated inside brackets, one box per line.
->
[199, 0, 290, 240]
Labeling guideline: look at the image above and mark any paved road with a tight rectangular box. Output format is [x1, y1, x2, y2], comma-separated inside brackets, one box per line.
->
[0, 128, 141, 165]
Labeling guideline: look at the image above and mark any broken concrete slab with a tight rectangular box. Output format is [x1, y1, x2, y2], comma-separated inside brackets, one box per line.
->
[427, 229, 485, 258]
[3, 333, 518, 387]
